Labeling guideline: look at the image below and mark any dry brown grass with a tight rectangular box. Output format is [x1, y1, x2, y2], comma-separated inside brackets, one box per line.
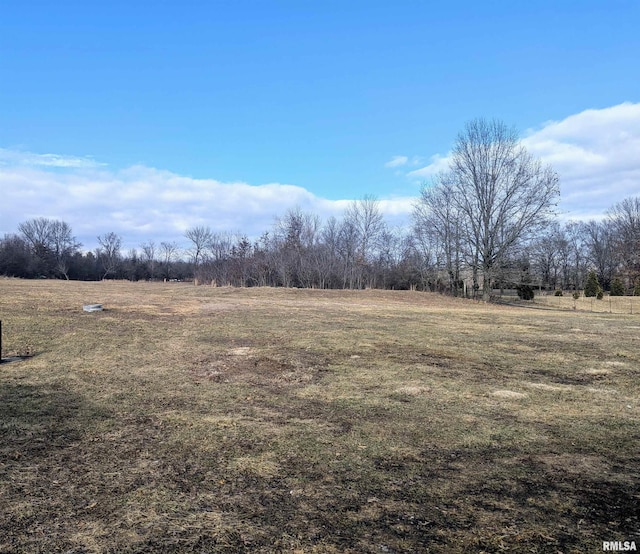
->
[1, 278, 639, 553]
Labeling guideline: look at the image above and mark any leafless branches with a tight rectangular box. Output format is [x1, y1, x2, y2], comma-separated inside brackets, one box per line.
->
[415, 118, 560, 300]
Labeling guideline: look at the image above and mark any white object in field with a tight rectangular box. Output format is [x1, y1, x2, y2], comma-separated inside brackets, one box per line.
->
[83, 304, 103, 312]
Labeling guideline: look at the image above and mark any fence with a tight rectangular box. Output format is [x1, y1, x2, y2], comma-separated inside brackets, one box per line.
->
[531, 293, 639, 315]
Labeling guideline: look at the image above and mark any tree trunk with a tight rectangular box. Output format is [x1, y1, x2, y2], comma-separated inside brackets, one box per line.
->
[482, 271, 491, 302]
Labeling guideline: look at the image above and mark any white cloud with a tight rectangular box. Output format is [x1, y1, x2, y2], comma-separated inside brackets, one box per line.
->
[378, 197, 415, 217]
[523, 102, 640, 219]
[406, 153, 451, 180]
[0, 153, 414, 250]
[0, 147, 105, 168]
[384, 155, 409, 168]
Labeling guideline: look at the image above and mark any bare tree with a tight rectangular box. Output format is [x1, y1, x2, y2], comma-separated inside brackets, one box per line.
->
[18, 217, 53, 251]
[184, 226, 213, 283]
[565, 221, 588, 290]
[336, 218, 360, 289]
[528, 222, 585, 292]
[313, 216, 341, 289]
[448, 118, 559, 300]
[231, 234, 253, 287]
[209, 232, 233, 263]
[206, 232, 234, 285]
[50, 220, 81, 279]
[345, 195, 385, 261]
[553, 225, 572, 290]
[413, 175, 465, 295]
[251, 232, 274, 287]
[271, 208, 321, 287]
[407, 223, 438, 291]
[582, 220, 616, 290]
[96, 232, 122, 279]
[140, 241, 157, 280]
[159, 241, 179, 280]
[374, 227, 404, 289]
[18, 217, 81, 278]
[608, 196, 640, 288]
[344, 195, 386, 288]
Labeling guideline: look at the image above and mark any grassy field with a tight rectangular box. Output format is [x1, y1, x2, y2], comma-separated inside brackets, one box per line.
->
[0, 278, 638, 553]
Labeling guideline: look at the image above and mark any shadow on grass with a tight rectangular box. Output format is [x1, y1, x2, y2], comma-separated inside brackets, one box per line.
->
[318, 445, 639, 553]
[430, 445, 640, 552]
[204, 421, 640, 553]
[0, 382, 103, 462]
[0, 381, 114, 552]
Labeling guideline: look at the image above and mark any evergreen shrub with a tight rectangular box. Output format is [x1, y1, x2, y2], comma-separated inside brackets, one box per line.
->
[584, 270, 602, 298]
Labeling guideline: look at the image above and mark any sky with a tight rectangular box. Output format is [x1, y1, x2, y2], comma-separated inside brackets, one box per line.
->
[1, 1, 639, 250]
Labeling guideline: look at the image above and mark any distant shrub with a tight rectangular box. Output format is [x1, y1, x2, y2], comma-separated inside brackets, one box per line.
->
[584, 270, 602, 298]
[554, 290, 563, 296]
[596, 290, 604, 300]
[516, 284, 535, 300]
[572, 291, 580, 300]
[610, 277, 625, 296]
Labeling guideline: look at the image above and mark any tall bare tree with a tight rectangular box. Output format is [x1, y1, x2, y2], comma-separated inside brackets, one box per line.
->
[345, 195, 385, 261]
[316, 216, 341, 289]
[159, 241, 179, 280]
[344, 195, 386, 288]
[185, 226, 213, 283]
[448, 118, 559, 300]
[413, 175, 465, 295]
[18, 217, 80, 278]
[140, 241, 157, 280]
[18, 217, 53, 251]
[530, 222, 557, 290]
[271, 208, 321, 287]
[96, 232, 122, 279]
[50, 220, 81, 279]
[582, 220, 616, 290]
[608, 196, 640, 288]
[565, 221, 588, 290]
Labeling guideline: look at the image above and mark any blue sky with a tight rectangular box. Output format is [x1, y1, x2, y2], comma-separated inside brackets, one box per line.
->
[1, 1, 639, 249]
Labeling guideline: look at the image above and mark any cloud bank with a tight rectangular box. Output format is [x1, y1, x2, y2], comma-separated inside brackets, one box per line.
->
[0, 160, 412, 250]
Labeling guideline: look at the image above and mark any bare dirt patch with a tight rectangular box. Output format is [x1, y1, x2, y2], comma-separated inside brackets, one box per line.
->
[492, 389, 528, 399]
[229, 346, 253, 356]
[189, 349, 328, 391]
[585, 367, 612, 376]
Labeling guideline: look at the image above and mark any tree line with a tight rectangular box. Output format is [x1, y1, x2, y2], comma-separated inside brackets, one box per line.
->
[2, 119, 639, 298]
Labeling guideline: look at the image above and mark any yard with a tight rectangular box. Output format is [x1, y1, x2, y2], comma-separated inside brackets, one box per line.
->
[1, 279, 638, 553]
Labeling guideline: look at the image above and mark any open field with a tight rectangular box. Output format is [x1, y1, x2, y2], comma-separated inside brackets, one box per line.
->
[1, 278, 639, 553]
